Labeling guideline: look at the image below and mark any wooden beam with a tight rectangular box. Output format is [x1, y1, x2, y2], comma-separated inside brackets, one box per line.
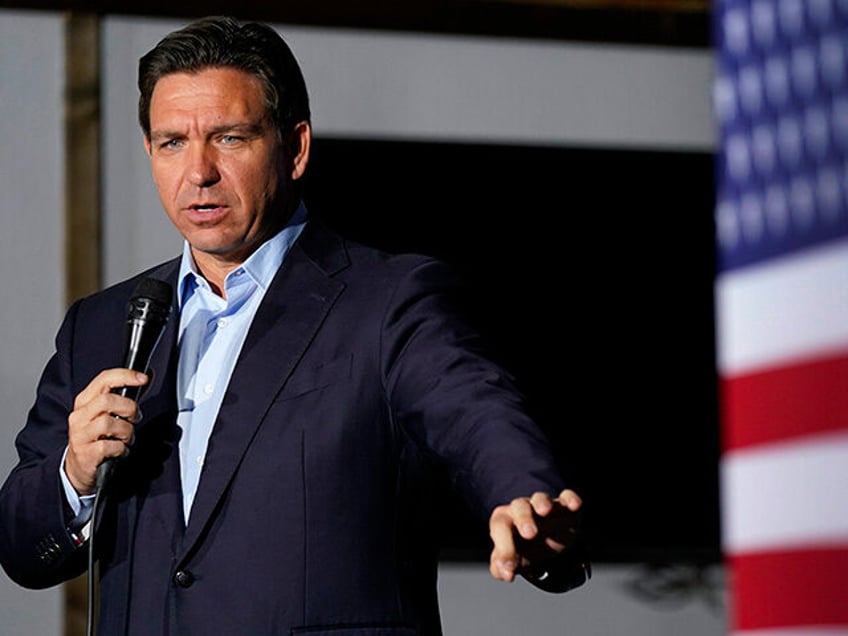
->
[63, 11, 101, 636]
[64, 12, 101, 305]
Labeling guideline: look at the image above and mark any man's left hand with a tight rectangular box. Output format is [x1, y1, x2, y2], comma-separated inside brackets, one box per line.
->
[488, 489, 582, 583]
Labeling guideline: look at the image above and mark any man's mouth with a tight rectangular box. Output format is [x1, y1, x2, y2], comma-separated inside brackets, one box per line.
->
[186, 203, 227, 220]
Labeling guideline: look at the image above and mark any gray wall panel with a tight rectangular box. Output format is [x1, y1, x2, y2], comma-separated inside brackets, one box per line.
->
[0, 9, 65, 635]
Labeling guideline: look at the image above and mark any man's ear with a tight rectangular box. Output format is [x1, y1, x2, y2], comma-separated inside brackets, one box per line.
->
[287, 121, 311, 181]
[143, 135, 152, 156]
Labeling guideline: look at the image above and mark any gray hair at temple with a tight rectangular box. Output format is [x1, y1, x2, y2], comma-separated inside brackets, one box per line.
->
[137, 16, 311, 141]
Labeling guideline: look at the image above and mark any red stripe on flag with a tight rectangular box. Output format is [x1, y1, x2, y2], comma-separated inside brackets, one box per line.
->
[729, 546, 848, 630]
[720, 352, 848, 451]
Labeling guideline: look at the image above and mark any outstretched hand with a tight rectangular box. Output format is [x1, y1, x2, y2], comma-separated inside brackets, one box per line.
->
[488, 489, 583, 583]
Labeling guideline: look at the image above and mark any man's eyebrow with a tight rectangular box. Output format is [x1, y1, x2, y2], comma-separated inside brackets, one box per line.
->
[207, 122, 266, 136]
[149, 122, 267, 141]
[149, 129, 183, 142]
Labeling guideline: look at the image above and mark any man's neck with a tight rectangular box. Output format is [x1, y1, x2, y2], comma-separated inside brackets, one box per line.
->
[190, 248, 254, 298]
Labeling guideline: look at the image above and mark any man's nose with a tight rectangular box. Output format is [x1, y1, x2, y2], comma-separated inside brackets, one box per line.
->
[187, 145, 221, 187]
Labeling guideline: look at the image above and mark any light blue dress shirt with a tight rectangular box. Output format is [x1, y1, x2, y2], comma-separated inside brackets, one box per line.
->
[175, 205, 306, 522]
[61, 204, 307, 528]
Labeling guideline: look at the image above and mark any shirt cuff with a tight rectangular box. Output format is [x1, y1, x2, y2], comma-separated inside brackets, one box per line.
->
[59, 446, 95, 525]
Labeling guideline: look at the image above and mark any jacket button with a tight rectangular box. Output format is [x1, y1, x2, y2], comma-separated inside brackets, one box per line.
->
[173, 570, 195, 588]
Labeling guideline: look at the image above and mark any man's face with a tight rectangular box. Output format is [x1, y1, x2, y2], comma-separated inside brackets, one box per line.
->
[144, 67, 306, 271]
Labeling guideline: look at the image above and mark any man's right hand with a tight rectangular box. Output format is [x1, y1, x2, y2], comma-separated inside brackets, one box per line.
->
[65, 369, 148, 495]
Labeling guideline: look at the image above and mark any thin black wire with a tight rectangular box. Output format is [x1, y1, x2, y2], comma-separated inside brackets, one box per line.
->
[86, 480, 106, 636]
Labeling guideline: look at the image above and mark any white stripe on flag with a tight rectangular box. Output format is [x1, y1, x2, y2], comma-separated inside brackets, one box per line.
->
[716, 239, 848, 376]
[721, 430, 848, 553]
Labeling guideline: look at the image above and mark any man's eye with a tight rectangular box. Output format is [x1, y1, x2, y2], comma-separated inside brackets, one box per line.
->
[220, 135, 242, 144]
[161, 139, 183, 149]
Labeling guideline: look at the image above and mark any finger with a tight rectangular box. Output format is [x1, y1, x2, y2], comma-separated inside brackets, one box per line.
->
[489, 507, 520, 582]
[69, 398, 139, 446]
[509, 497, 538, 540]
[93, 436, 133, 460]
[529, 491, 555, 517]
[98, 413, 137, 444]
[111, 403, 143, 425]
[73, 369, 149, 410]
[70, 406, 136, 448]
[90, 414, 135, 452]
[556, 489, 583, 511]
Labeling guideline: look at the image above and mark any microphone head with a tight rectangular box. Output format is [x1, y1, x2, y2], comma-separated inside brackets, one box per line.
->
[131, 277, 173, 305]
[128, 278, 173, 324]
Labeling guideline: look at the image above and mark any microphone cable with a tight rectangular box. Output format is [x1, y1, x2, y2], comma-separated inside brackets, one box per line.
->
[86, 462, 114, 636]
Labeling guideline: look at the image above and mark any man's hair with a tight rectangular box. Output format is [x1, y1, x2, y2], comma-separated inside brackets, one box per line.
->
[138, 16, 310, 140]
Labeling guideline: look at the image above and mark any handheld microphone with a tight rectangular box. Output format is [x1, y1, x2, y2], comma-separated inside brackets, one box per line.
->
[95, 277, 173, 489]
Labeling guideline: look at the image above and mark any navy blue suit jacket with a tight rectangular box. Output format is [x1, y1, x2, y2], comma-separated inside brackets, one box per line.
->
[0, 219, 569, 635]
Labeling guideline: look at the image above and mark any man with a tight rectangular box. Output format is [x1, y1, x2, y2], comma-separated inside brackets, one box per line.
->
[0, 16, 587, 635]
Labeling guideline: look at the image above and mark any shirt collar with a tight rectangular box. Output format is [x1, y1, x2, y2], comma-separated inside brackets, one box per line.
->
[177, 201, 308, 310]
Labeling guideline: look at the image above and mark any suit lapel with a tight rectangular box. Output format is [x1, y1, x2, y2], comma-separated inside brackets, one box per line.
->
[179, 222, 348, 558]
[135, 313, 185, 547]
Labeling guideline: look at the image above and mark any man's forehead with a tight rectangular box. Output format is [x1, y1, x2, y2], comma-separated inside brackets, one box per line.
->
[149, 69, 271, 121]
[151, 67, 264, 95]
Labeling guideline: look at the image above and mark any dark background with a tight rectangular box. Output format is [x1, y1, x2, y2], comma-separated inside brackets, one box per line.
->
[3, 1, 711, 48]
[305, 138, 720, 565]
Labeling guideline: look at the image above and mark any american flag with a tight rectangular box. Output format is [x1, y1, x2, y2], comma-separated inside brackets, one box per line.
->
[715, 0, 848, 634]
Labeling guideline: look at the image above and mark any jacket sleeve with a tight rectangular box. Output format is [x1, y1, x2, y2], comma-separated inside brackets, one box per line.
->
[0, 300, 90, 588]
[380, 257, 567, 521]
[380, 257, 590, 593]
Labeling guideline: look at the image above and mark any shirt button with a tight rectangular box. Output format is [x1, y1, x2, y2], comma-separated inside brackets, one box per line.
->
[174, 570, 195, 588]
[195, 456, 204, 467]
[204, 384, 214, 395]
[217, 318, 228, 328]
